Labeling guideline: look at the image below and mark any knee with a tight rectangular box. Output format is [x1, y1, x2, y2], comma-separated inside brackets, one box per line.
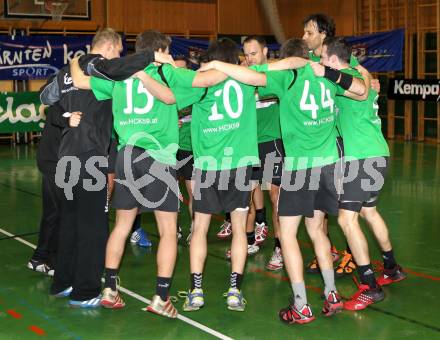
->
[360, 207, 377, 222]
[337, 212, 357, 233]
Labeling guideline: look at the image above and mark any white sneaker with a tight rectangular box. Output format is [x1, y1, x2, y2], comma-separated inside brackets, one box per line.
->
[216, 220, 232, 239]
[226, 244, 260, 259]
[255, 222, 268, 245]
[266, 247, 283, 271]
[186, 223, 193, 245]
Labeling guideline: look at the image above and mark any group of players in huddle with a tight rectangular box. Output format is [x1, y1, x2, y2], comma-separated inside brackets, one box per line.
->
[35, 13, 406, 324]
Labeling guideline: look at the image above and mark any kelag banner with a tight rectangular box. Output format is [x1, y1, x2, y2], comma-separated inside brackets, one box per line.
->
[171, 29, 404, 72]
[388, 78, 440, 101]
[0, 35, 126, 80]
[0, 92, 46, 133]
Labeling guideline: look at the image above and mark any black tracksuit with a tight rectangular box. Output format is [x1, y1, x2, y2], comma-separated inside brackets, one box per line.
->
[32, 102, 66, 266]
[39, 51, 155, 301]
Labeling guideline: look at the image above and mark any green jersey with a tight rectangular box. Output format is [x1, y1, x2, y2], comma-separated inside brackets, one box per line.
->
[336, 68, 389, 160]
[90, 63, 180, 165]
[178, 106, 192, 152]
[260, 64, 339, 171]
[163, 69, 259, 171]
[256, 93, 281, 143]
[308, 50, 360, 67]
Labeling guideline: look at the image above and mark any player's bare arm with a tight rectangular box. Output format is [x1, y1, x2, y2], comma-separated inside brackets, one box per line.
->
[199, 60, 267, 87]
[134, 70, 176, 104]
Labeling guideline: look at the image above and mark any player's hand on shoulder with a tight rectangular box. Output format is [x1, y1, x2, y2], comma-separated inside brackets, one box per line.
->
[310, 62, 325, 77]
[371, 78, 381, 92]
[198, 60, 216, 72]
[154, 52, 177, 68]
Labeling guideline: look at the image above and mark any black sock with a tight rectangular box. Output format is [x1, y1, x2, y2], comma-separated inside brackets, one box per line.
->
[191, 273, 202, 290]
[345, 243, 352, 255]
[132, 214, 141, 233]
[246, 231, 255, 245]
[274, 237, 281, 250]
[382, 250, 397, 270]
[358, 264, 377, 289]
[156, 276, 171, 301]
[230, 272, 243, 290]
[255, 208, 267, 225]
[225, 212, 231, 223]
[104, 268, 118, 291]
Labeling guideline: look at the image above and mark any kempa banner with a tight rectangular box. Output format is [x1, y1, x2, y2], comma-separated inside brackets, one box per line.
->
[388, 79, 440, 101]
[0, 92, 46, 133]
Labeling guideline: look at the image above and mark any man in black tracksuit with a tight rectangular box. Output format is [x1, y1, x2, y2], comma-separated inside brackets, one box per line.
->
[40, 28, 157, 305]
[27, 102, 66, 275]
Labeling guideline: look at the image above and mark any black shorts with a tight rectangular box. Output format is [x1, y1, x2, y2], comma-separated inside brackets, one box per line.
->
[252, 139, 285, 186]
[176, 149, 194, 181]
[192, 166, 253, 214]
[111, 145, 179, 213]
[339, 156, 389, 212]
[278, 163, 339, 218]
[108, 138, 118, 174]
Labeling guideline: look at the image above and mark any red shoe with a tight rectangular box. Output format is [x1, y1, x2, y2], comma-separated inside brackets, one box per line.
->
[254, 222, 268, 245]
[322, 291, 343, 316]
[101, 288, 125, 309]
[377, 266, 407, 286]
[344, 282, 384, 311]
[279, 301, 315, 324]
[216, 220, 232, 239]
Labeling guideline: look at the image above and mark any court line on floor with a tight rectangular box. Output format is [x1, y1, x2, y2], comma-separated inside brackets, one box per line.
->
[0, 231, 39, 241]
[0, 227, 233, 340]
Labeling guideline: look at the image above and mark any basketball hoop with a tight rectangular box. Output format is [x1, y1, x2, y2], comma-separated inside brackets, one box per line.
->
[44, 0, 70, 21]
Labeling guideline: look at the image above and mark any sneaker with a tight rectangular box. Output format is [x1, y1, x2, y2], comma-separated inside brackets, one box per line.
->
[52, 286, 73, 298]
[335, 251, 357, 277]
[306, 257, 320, 274]
[130, 227, 152, 247]
[254, 222, 268, 245]
[180, 288, 204, 311]
[331, 246, 340, 262]
[130, 227, 142, 244]
[216, 220, 232, 239]
[69, 295, 102, 308]
[226, 244, 260, 259]
[186, 228, 192, 245]
[101, 288, 125, 309]
[377, 265, 407, 286]
[266, 247, 283, 271]
[177, 225, 183, 243]
[279, 299, 315, 324]
[225, 288, 246, 311]
[344, 283, 385, 311]
[27, 259, 54, 276]
[322, 291, 343, 316]
[145, 295, 178, 319]
[138, 229, 152, 248]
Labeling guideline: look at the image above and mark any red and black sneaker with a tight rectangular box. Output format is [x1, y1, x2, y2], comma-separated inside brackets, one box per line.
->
[344, 283, 385, 311]
[377, 265, 407, 286]
[322, 291, 343, 317]
[279, 300, 315, 325]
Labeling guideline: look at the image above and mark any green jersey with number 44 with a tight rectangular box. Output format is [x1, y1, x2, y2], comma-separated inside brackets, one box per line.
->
[336, 68, 390, 160]
[260, 64, 339, 171]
